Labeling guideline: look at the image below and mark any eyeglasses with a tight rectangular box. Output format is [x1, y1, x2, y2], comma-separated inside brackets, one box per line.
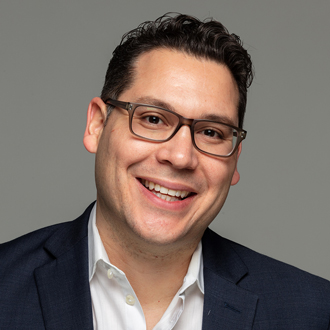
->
[104, 98, 247, 158]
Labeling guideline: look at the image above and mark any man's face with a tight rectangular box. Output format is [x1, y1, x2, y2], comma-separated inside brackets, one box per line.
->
[88, 49, 241, 247]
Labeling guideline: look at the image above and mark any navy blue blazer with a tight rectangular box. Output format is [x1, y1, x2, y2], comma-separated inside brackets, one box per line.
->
[1, 203, 330, 329]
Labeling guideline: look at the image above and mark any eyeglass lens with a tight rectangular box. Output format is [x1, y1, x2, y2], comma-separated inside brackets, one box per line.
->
[131, 105, 238, 157]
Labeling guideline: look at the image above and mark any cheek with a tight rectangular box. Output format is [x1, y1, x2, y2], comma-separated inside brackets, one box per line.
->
[119, 137, 158, 168]
[199, 161, 236, 224]
[103, 126, 155, 181]
[203, 159, 237, 196]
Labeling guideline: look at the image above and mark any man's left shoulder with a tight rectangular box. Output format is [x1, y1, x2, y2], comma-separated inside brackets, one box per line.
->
[203, 228, 330, 295]
[202, 229, 330, 328]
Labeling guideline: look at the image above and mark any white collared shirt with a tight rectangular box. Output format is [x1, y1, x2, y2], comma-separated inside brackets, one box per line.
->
[88, 204, 204, 330]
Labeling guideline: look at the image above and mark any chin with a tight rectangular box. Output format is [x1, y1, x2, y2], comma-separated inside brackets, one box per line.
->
[132, 222, 194, 248]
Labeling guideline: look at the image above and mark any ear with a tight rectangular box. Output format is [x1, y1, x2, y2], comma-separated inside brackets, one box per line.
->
[83, 97, 108, 154]
[231, 144, 242, 186]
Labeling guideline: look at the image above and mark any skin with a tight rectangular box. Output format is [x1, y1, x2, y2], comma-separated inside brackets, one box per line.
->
[83, 48, 241, 329]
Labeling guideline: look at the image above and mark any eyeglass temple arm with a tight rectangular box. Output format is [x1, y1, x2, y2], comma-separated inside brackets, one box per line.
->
[104, 99, 130, 111]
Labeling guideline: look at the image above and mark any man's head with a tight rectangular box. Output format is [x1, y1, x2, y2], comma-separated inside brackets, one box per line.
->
[83, 13, 253, 250]
[101, 13, 253, 128]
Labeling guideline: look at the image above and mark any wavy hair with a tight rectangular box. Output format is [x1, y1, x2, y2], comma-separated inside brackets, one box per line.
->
[101, 13, 253, 128]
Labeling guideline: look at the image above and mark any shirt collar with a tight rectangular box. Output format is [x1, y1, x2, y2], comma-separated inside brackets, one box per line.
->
[88, 203, 204, 293]
[88, 204, 111, 281]
[180, 241, 204, 294]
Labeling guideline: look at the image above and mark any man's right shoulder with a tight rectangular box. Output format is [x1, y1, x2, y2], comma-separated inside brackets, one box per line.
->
[0, 221, 73, 283]
[0, 203, 94, 329]
[1, 221, 71, 261]
[0, 202, 94, 274]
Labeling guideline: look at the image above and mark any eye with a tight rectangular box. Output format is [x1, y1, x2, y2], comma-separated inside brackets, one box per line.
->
[202, 129, 223, 139]
[199, 128, 224, 140]
[145, 115, 163, 125]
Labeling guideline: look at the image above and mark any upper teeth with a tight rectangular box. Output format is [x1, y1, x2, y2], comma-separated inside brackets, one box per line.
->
[141, 179, 190, 199]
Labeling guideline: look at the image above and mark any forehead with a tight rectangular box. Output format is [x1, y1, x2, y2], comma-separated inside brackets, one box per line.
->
[121, 48, 239, 124]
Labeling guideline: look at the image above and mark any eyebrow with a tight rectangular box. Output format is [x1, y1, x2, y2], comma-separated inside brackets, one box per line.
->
[133, 96, 238, 126]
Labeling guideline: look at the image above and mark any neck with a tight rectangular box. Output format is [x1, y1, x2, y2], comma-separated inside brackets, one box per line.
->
[96, 214, 198, 281]
[95, 202, 203, 329]
[95, 203, 201, 304]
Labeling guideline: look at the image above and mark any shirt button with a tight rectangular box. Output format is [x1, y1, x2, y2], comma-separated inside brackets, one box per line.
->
[107, 269, 114, 279]
[126, 294, 135, 306]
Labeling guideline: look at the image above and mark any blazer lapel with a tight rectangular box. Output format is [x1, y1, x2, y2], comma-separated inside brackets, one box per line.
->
[34, 204, 94, 330]
[202, 229, 258, 330]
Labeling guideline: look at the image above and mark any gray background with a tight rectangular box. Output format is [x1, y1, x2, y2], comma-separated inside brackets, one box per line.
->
[1, 1, 329, 280]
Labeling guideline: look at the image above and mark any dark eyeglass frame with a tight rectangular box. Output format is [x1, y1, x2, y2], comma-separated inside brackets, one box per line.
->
[104, 98, 247, 158]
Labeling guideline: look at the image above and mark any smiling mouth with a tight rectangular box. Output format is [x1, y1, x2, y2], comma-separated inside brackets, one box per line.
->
[140, 179, 193, 202]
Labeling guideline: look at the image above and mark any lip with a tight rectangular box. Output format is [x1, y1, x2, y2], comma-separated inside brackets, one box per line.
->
[136, 177, 196, 211]
[138, 176, 197, 193]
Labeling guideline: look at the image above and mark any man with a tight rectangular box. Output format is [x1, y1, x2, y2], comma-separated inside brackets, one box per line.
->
[1, 13, 329, 330]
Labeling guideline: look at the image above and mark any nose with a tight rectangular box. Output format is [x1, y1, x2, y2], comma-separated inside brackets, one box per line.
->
[155, 125, 199, 170]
